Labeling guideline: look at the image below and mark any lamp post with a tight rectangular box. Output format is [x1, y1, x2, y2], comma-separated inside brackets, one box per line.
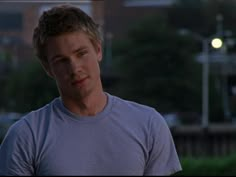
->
[202, 38, 209, 129]
[178, 29, 210, 128]
[178, 29, 225, 128]
[201, 37, 223, 128]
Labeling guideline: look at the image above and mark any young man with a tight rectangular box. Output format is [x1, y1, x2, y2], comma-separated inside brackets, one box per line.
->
[0, 5, 182, 175]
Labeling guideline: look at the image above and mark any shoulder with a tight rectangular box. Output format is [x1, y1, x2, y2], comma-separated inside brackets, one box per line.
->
[109, 94, 165, 124]
[111, 94, 155, 113]
[7, 97, 60, 135]
[20, 97, 60, 123]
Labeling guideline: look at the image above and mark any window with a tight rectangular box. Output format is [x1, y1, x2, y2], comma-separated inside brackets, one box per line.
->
[39, 1, 92, 17]
[0, 12, 22, 30]
[124, 0, 175, 7]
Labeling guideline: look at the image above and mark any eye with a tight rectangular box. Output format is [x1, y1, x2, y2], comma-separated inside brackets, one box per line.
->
[76, 50, 88, 58]
[52, 57, 67, 64]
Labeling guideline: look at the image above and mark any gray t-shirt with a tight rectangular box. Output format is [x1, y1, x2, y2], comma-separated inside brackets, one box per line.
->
[0, 93, 182, 175]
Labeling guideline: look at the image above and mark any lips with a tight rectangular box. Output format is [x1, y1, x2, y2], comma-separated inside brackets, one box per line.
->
[71, 77, 88, 86]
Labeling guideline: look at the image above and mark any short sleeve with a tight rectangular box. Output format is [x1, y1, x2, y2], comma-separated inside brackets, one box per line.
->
[0, 120, 35, 175]
[144, 110, 182, 176]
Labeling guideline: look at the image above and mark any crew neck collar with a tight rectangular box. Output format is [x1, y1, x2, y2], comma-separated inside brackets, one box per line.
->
[54, 92, 114, 122]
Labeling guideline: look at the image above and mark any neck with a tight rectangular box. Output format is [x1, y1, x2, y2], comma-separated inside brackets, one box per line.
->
[62, 91, 107, 116]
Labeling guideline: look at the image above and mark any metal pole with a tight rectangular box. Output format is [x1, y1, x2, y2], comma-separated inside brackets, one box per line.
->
[221, 45, 231, 119]
[202, 39, 209, 128]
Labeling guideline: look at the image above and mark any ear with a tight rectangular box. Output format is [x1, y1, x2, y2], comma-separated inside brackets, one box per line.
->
[40, 60, 54, 78]
[96, 42, 103, 62]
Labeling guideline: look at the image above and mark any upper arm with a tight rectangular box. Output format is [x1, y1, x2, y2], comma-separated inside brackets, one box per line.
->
[0, 121, 35, 175]
[144, 111, 182, 175]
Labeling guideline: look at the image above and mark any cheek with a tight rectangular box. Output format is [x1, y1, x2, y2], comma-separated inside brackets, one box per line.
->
[51, 66, 68, 79]
[94, 62, 101, 76]
[90, 60, 100, 72]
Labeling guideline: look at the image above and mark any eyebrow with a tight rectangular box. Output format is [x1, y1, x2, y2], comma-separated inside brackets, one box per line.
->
[50, 46, 88, 61]
[72, 47, 87, 54]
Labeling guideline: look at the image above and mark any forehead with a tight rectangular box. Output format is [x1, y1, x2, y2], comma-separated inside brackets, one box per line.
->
[45, 31, 92, 57]
[47, 31, 91, 48]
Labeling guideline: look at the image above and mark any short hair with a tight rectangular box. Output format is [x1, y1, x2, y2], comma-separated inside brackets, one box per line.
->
[33, 4, 102, 62]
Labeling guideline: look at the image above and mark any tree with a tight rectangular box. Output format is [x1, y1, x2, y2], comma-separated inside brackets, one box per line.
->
[169, 0, 236, 49]
[112, 15, 203, 114]
[3, 60, 58, 113]
[168, 0, 236, 122]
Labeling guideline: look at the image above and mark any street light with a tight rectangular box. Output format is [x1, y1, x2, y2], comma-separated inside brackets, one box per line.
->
[211, 38, 223, 49]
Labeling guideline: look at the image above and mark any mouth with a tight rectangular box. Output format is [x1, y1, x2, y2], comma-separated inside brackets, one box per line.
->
[71, 77, 89, 86]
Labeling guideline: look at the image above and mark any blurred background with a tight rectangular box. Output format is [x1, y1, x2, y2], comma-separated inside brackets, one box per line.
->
[1, 0, 236, 175]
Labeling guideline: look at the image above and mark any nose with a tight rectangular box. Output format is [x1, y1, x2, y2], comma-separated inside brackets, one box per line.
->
[69, 57, 82, 76]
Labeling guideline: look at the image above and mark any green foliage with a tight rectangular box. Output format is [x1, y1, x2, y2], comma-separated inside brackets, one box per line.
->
[2, 60, 58, 113]
[112, 15, 203, 114]
[176, 153, 236, 176]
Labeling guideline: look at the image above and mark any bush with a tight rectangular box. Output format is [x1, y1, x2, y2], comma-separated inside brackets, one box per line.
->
[175, 153, 236, 176]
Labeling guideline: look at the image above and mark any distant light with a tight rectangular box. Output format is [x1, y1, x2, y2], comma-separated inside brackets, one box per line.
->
[211, 38, 223, 49]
